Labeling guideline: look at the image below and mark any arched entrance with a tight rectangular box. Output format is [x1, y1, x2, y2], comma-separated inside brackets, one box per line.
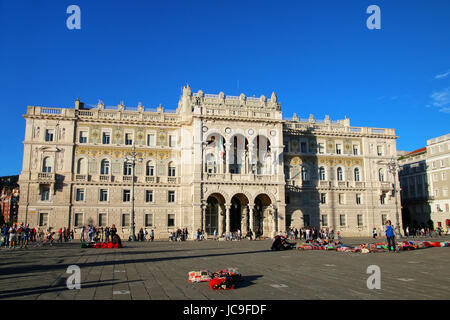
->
[254, 194, 272, 236]
[206, 193, 225, 235]
[230, 194, 249, 232]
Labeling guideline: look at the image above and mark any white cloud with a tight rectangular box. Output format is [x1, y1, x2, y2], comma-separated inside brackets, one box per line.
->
[430, 87, 450, 107]
[439, 107, 450, 114]
[435, 70, 450, 80]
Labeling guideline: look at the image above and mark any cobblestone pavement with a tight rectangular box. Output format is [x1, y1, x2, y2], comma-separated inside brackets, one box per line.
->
[0, 236, 449, 300]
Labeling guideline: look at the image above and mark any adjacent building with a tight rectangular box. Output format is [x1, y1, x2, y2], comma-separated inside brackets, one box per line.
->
[18, 86, 402, 238]
[0, 175, 20, 225]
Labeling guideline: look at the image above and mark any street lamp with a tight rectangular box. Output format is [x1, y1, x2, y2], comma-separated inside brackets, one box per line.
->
[378, 157, 402, 237]
[200, 137, 215, 234]
[123, 143, 142, 241]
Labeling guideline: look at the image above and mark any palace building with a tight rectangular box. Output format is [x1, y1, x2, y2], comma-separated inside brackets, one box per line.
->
[18, 86, 401, 239]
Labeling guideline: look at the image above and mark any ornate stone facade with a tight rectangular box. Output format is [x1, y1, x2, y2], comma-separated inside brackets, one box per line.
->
[18, 86, 401, 238]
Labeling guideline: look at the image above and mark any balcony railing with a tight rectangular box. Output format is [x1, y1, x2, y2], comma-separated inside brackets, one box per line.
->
[75, 174, 89, 182]
[99, 175, 111, 182]
[37, 172, 55, 182]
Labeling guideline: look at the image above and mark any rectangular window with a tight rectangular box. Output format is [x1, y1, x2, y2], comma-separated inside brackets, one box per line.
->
[169, 135, 176, 147]
[339, 214, 346, 226]
[123, 189, 131, 202]
[168, 214, 175, 227]
[304, 214, 310, 227]
[320, 193, 327, 204]
[443, 188, 448, 197]
[74, 213, 83, 227]
[321, 214, 328, 227]
[442, 172, 447, 181]
[433, 173, 439, 182]
[102, 132, 110, 145]
[41, 186, 50, 201]
[381, 214, 387, 225]
[356, 193, 362, 205]
[168, 166, 176, 177]
[357, 214, 364, 227]
[125, 133, 133, 145]
[168, 191, 175, 203]
[147, 134, 156, 147]
[339, 193, 345, 204]
[380, 193, 386, 204]
[76, 188, 85, 202]
[45, 129, 54, 142]
[353, 145, 359, 155]
[146, 190, 153, 203]
[98, 213, 106, 227]
[99, 189, 108, 202]
[39, 213, 48, 227]
[145, 214, 153, 227]
[122, 214, 130, 227]
[336, 144, 342, 154]
[79, 131, 87, 144]
[377, 145, 383, 156]
[318, 143, 324, 154]
[434, 189, 439, 197]
[300, 142, 307, 153]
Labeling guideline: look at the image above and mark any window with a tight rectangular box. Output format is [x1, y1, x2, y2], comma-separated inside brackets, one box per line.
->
[76, 188, 85, 201]
[381, 214, 387, 225]
[439, 145, 444, 152]
[379, 169, 385, 182]
[301, 167, 309, 181]
[434, 189, 439, 197]
[353, 145, 359, 155]
[146, 190, 153, 203]
[39, 213, 48, 227]
[102, 132, 110, 145]
[442, 172, 447, 181]
[146, 161, 155, 176]
[45, 129, 54, 142]
[40, 186, 50, 201]
[304, 214, 310, 227]
[377, 145, 383, 156]
[42, 157, 53, 173]
[168, 214, 175, 227]
[99, 189, 108, 202]
[77, 158, 87, 174]
[354, 168, 360, 181]
[319, 167, 326, 181]
[432, 161, 436, 169]
[443, 188, 448, 197]
[433, 173, 438, 182]
[168, 191, 175, 203]
[357, 214, 364, 227]
[125, 133, 133, 145]
[168, 162, 176, 177]
[337, 167, 343, 181]
[336, 144, 342, 154]
[124, 162, 132, 175]
[74, 213, 83, 227]
[320, 193, 327, 204]
[79, 131, 87, 143]
[98, 213, 106, 227]
[339, 193, 345, 204]
[147, 134, 156, 147]
[318, 143, 324, 154]
[339, 214, 346, 226]
[300, 142, 307, 153]
[145, 214, 153, 227]
[101, 160, 110, 175]
[123, 189, 131, 202]
[356, 193, 362, 205]
[321, 215, 328, 227]
[380, 193, 386, 204]
[440, 160, 445, 167]
[169, 135, 176, 147]
[122, 213, 130, 227]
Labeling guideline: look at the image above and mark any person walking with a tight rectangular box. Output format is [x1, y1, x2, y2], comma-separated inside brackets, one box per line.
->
[8, 224, 17, 249]
[80, 226, 85, 242]
[385, 220, 397, 252]
[213, 229, 217, 241]
[372, 228, 378, 239]
[406, 226, 410, 238]
[150, 229, 154, 242]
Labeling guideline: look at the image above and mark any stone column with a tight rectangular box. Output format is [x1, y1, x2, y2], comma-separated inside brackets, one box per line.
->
[218, 204, 224, 237]
[201, 202, 207, 232]
[249, 203, 254, 232]
[225, 143, 231, 174]
[225, 204, 231, 235]
[271, 205, 277, 237]
[241, 205, 248, 232]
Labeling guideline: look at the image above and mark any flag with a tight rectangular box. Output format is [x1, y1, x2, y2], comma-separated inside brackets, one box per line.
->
[218, 136, 225, 158]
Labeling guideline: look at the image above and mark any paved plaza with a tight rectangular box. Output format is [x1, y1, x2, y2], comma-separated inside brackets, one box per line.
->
[0, 237, 449, 300]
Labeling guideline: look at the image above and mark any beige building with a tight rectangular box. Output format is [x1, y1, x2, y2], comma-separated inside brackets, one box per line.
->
[426, 133, 450, 229]
[18, 86, 402, 239]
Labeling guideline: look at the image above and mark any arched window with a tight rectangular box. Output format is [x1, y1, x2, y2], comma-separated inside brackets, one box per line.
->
[354, 168, 360, 182]
[146, 160, 155, 176]
[337, 167, 343, 181]
[319, 167, 326, 181]
[42, 157, 53, 173]
[168, 161, 176, 177]
[379, 169, 385, 182]
[77, 158, 87, 174]
[123, 162, 132, 176]
[301, 166, 309, 181]
[205, 153, 217, 174]
[100, 159, 110, 175]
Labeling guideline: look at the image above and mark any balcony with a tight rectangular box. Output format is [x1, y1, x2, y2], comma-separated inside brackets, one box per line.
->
[145, 176, 159, 183]
[167, 177, 179, 184]
[75, 174, 89, 182]
[99, 175, 112, 182]
[37, 172, 55, 182]
[122, 176, 137, 183]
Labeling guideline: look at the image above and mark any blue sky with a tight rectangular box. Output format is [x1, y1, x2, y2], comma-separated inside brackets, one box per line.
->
[0, 0, 449, 176]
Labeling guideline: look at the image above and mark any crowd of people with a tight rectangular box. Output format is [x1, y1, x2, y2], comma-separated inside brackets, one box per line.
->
[284, 227, 341, 242]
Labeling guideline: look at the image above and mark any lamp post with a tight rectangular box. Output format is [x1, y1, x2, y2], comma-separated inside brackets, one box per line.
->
[124, 143, 142, 241]
[379, 157, 402, 237]
[201, 137, 215, 235]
